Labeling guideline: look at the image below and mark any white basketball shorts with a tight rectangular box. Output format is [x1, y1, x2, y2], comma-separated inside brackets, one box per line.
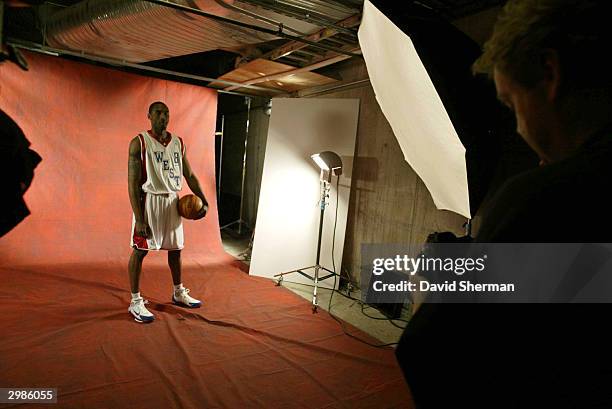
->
[131, 192, 184, 251]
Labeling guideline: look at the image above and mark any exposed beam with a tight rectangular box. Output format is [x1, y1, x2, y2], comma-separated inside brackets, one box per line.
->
[224, 49, 360, 92]
[245, 13, 361, 66]
[289, 49, 323, 58]
[306, 43, 362, 66]
[279, 54, 312, 64]
[295, 78, 371, 98]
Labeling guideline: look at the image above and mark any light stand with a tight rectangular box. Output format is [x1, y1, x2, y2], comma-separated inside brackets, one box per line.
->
[274, 151, 342, 312]
[215, 114, 225, 202]
[221, 96, 251, 235]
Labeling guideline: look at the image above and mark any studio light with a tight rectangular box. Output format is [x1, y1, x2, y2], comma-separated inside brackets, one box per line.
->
[311, 151, 342, 178]
[274, 151, 343, 312]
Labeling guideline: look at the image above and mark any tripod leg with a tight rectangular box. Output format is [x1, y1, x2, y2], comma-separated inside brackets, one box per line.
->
[312, 266, 319, 313]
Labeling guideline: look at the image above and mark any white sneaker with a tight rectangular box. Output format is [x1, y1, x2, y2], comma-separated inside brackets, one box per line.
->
[128, 297, 155, 323]
[172, 288, 201, 308]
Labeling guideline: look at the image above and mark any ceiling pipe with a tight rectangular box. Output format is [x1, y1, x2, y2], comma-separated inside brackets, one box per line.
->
[142, 0, 362, 58]
[242, 0, 358, 38]
[212, 0, 307, 36]
[250, 12, 361, 64]
[8, 38, 287, 96]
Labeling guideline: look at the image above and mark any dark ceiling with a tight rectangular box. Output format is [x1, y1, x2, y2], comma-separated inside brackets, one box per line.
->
[2, 0, 505, 95]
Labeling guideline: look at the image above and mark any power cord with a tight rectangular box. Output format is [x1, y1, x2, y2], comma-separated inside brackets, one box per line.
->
[360, 304, 409, 329]
[327, 274, 401, 348]
[325, 175, 405, 348]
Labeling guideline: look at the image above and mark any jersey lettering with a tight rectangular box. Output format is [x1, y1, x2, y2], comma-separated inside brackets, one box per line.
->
[169, 169, 180, 187]
[141, 132, 183, 193]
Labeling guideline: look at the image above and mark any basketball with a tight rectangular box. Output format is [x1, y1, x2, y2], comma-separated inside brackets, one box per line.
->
[178, 194, 204, 219]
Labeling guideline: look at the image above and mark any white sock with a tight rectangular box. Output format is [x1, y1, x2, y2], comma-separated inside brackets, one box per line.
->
[173, 283, 184, 294]
[131, 292, 141, 301]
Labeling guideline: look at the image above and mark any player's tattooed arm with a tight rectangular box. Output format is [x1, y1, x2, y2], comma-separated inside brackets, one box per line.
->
[128, 137, 149, 236]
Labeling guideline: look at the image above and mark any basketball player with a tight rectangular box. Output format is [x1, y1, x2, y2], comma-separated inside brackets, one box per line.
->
[127, 101, 208, 323]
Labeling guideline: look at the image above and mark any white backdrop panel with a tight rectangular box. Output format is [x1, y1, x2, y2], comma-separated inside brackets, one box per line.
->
[250, 98, 359, 289]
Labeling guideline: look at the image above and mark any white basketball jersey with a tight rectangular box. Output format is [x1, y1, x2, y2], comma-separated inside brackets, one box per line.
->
[138, 131, 185, 194]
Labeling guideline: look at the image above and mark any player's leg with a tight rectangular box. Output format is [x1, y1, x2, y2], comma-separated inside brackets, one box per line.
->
[127, 248, 155, 323]
[164, 193, 200, 307]
[128, 193, 157, 323]
[129, 248, 148, 293]
[169, 249, 202, 308]
[168, 249, 182, 286]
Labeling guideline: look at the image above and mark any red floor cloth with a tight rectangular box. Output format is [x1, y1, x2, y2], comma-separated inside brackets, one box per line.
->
[0, 263, 413, 408]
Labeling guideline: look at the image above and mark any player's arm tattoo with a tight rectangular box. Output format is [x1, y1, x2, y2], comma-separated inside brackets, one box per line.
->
[128, 138, 145, 223]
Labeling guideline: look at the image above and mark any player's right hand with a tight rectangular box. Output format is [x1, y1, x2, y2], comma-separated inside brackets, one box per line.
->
[135, 221, 150, 238]
[194, 203, 208, 220]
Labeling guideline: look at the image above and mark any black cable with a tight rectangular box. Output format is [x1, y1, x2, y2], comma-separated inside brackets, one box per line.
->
[283, 277, 410, 330]
[329, 178, 410, 329]
[360, 303, 409, 330]
[290, 276, 403, 347]
[331, 176, 340, 281]
[328, 273, 400, 348]
[389, 320, 408, 330]
[326, 175, 339, 316]
[326, 175, 342, 314]
[332, 282, 361, 303]
[324, 175, 402, 348]
[361, 304, 410, 323]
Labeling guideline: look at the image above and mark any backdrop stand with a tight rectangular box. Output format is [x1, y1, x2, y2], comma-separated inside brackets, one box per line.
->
[221, 97, 251, 235]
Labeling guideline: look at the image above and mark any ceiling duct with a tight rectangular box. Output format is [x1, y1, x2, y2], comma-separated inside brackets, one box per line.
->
[240, 0, 360, 33]
[42, 0, 348, 63]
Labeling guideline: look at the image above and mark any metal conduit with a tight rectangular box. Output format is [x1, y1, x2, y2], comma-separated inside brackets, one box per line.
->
[213, 0, 308, 36]
[8, 39, 288, 96]
[242, 0, 358, 37]
[143, 0, 362, 57]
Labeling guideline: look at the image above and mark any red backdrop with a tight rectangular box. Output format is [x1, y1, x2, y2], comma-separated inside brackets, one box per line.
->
[0, 51, 222, 266]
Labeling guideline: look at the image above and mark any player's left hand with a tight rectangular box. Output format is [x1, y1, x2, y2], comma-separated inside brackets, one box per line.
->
[194, 202, 208, 220]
